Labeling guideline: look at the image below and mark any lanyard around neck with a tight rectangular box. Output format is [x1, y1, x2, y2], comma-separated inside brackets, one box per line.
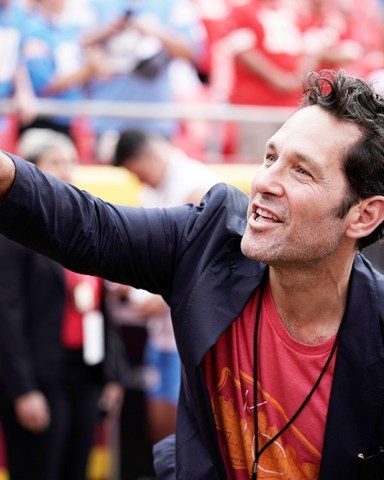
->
[251, 273, 341, 480]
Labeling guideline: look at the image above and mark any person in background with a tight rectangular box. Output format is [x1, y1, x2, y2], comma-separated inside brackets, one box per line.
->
[81, 0, 207, 161]
[297, 0, 364, 72]
[0, 128, 125, 480]
[113, 129, 218, 445]
[0, 0, 37, 152]
[19, 0, 103, 142]
[223, 0, 321, 162]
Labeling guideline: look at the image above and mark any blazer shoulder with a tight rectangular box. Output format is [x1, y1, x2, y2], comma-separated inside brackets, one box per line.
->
[202, 182, 249, 207]
[184, 183, 249, 244]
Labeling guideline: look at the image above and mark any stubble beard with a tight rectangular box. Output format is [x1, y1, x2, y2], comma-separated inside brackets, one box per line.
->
[240, 222, 344, 270]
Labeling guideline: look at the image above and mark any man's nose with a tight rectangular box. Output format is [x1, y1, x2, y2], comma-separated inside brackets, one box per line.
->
[251, 162, 284, 197]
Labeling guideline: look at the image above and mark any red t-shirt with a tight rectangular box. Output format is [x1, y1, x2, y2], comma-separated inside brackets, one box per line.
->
[203, 283, 337, 479]
[227, 2, 303, 107]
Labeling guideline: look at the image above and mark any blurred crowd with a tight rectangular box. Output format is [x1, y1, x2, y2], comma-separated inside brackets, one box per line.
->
[1, 0, 384, 164]
[1, 1, 384, 480]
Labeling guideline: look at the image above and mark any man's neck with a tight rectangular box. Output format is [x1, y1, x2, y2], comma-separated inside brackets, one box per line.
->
[268, 258, 354, 345]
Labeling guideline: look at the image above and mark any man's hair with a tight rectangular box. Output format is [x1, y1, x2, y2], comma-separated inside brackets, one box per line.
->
[18, 128, 77, 165]
[301, 70, 384, 248]
[113, 129, 153, 167]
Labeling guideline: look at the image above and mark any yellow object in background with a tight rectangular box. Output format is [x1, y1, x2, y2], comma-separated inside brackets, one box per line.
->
[73, 163, 255, 206]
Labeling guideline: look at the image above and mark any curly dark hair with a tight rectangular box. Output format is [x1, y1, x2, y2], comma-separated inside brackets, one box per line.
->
[300, 70, 384, 249]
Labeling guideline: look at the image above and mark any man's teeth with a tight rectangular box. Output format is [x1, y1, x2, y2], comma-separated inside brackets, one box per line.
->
[255, 208, 279, 221]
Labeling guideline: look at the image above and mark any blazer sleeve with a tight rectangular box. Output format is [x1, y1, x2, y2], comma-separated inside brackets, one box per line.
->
[0, 154, 246, 306]
[0, 235, 38, 399]
[0, 154, 198, 300]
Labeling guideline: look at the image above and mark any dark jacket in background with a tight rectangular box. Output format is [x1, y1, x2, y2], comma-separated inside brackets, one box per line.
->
[0, 235, 125, 400]
[0, 228, 126, 480]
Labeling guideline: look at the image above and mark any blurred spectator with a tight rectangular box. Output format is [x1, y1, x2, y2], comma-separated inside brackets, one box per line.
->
[297, 0, 364, 72]
[340, 0, 384, 70]
[353, 0, 384, 92]
[112, 129, 218, 447]
[82, 0, 207, 162]
[222, 0, 320, 162]
[0, 128, 125, 480]
[19, 0, 102, 145]
[218, 0, 384, 166]
[103, 280, 156, 480]
[193, 0, 265, 162]
[0, 0, 37, 152]
[193, 0, 233, 101]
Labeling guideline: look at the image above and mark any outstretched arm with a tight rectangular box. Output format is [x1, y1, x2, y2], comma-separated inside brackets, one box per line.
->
[0, 152, 186, 298]
[0, 152, 240, 308]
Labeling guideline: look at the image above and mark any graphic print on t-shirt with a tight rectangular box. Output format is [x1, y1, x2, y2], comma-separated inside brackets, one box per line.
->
[208, 368, 320, 479]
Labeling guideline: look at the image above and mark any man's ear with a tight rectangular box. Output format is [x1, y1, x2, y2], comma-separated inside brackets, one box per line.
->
[345, 196, 384, 241]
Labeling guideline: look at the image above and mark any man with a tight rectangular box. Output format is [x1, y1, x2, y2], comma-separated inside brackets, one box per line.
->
[82, 0, 207, 151]
[224, 0, 309, 162]
[0, 70, 383, 479]
[0, 0, 37, 151]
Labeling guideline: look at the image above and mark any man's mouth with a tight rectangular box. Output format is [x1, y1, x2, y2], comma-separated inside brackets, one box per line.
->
[254, 207, 281, 223]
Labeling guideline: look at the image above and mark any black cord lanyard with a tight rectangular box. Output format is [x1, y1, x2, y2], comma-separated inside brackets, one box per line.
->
[251, 275, 341, 480]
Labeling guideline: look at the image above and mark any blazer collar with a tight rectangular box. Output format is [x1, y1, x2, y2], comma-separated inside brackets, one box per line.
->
[320, 254, 384, 478]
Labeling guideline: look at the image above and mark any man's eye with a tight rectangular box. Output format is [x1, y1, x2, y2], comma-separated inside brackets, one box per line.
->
[265, 154, 276, 164]
[297, 167, 312, 177]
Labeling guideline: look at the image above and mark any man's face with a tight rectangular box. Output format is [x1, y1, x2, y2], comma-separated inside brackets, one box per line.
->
[37, 147, 76, 183]
[241, 105, 363, 268]
[122, 145, 165, 188]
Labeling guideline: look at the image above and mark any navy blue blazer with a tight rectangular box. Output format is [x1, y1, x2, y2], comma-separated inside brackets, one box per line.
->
[1, 154, 384, 479]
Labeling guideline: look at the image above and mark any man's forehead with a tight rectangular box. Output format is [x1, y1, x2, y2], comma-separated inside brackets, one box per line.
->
[271, 105, 362, 150]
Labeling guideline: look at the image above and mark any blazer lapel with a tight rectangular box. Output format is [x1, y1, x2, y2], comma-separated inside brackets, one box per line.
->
[178, 237, 266, 368]
[175, 238, 266, 479]
[320, 256, 384, 479]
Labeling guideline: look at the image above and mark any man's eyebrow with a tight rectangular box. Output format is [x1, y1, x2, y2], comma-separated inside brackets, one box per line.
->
[295, 152, 322, 175]
[265, 141, 277, 152]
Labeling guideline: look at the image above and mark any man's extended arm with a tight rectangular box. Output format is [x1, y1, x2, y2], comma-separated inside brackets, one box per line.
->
[0, 153, 188, 298]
